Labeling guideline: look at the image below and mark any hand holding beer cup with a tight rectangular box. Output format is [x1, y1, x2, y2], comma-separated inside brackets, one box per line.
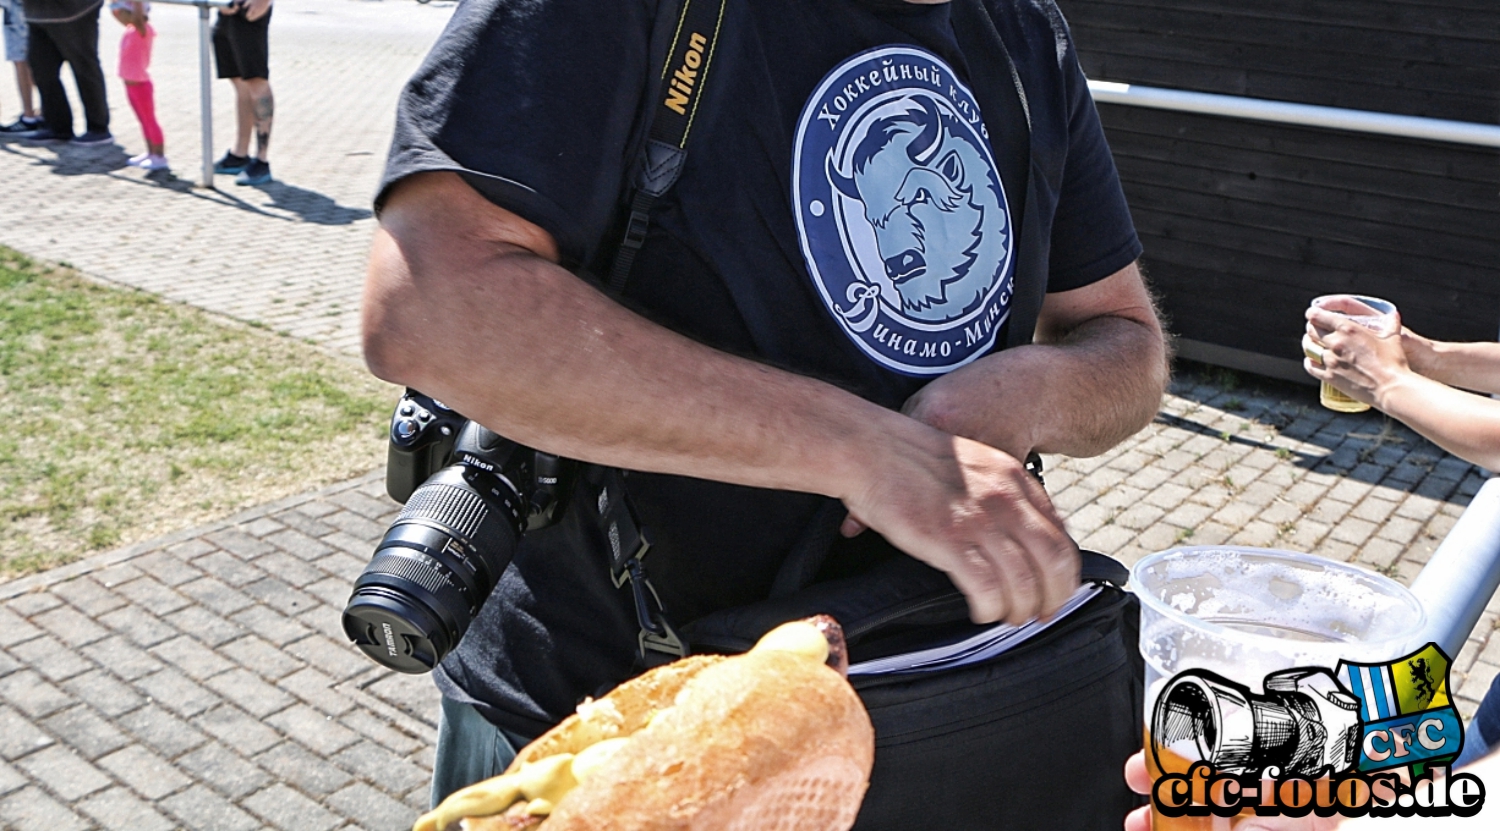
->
[1303, 295, 1403, 413]
[1123, 752, 1344, 831]
[1130, 547, 1424, 831]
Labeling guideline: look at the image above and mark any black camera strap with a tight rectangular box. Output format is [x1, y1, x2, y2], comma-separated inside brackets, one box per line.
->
[587, 0, 726, 668]
[586, 468, 686, 666]
[605, 0, 727, 295]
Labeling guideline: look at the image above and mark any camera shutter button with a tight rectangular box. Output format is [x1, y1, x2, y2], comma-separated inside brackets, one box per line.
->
[394, 418, 419, 440]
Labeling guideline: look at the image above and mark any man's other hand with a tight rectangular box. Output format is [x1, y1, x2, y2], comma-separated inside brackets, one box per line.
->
[244, 0, 272, 21]
[842, 424, 1079, 626]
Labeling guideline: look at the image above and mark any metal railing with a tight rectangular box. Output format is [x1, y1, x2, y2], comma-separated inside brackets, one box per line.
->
[1088, 80, 1500, 150]
[151, 0, 237, 188]
[1409, 478, 1500, 660]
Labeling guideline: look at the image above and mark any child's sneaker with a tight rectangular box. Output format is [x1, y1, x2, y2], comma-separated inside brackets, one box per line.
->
[0, 116, 43, 133]
[214, 151, 250, 174]
[235, 159, 272, 185]
[138, 154, 170, 171]
[127, 152, 150, 167]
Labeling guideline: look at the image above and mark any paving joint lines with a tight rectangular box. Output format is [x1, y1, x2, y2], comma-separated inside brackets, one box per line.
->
[0, 471, 436, 831]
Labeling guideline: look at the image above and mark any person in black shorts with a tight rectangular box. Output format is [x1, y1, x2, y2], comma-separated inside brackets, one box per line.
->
[211, 0, 272, 185]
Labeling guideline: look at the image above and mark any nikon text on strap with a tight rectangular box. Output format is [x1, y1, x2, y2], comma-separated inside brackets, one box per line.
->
[606, 0, 728, 294]
[593, 0, 725, 667]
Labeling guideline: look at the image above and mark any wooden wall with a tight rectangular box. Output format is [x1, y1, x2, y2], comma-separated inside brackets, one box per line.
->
[1058, 0, 1500, 379]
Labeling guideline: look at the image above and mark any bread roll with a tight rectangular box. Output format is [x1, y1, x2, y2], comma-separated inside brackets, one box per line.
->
[421, 619, 874, 831]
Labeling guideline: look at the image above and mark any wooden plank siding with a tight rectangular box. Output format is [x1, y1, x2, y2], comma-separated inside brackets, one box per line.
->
[1057, 0, 1500, 379]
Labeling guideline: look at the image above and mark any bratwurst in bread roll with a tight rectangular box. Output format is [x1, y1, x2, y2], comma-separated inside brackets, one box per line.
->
[414, 616, 874, 831]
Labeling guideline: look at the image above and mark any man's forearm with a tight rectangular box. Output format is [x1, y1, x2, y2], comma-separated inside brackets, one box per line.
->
[364, 190, 902, 501]
[364, 172, 1088, 624]
[902, 266, 1168, 461]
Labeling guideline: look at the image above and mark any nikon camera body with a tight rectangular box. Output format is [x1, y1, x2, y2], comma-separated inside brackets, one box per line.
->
[341, 390, 575, 673]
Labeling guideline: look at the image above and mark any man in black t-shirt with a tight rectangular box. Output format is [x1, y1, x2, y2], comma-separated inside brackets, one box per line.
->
[364, 0, 1169, 817]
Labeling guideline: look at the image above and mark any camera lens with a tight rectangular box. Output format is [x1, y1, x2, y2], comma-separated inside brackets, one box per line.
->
[341, 465, 525, 673]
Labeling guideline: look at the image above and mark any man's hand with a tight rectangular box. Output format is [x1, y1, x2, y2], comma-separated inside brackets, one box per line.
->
[845, 262, 1167, 574]
[843, 427, 1078, 625]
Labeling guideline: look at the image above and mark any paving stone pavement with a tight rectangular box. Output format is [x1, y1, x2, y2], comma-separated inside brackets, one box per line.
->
[1, 1, 1497, 828]
[0, 0, 451, 357]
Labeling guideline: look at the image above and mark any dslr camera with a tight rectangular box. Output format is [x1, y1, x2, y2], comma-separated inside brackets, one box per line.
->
[341, 390, 575, 673]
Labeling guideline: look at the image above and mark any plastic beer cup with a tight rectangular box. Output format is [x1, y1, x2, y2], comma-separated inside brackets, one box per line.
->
[1131, 546, 1425, 830]
[1306, 295, 1399, 413]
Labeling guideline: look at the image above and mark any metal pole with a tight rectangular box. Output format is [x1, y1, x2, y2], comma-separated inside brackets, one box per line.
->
[1088, 81, 1500, 150]
[198, 5, 214, 188]
[1407, 478, 1500, 659]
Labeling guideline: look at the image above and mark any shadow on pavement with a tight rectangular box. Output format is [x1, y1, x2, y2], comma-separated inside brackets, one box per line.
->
[1164, 361, 1469, 498]
[1, 136, 131, 174]
[237, 178, 374, 225]
[0, 139, 372, 225]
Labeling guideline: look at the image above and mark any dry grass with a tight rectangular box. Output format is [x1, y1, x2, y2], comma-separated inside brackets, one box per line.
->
[0, 248, 397, 580]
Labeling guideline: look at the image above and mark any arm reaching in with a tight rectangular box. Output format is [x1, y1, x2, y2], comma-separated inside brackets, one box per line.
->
[840, 262, 1169, 568]
[364, 172, 1078, 625]
[900, 260, 1168, 463]
[1402, 329, 1500, 396]
[1306, 307, 1500, 470]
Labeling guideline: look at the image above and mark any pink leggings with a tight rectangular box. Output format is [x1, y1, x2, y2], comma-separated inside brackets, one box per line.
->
[126, 81, 163, 147]
[119, 26, 161, 147]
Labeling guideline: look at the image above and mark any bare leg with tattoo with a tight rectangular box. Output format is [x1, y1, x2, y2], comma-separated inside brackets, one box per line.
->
[247, 78, 272, 160]
[230, 77, 272, 184]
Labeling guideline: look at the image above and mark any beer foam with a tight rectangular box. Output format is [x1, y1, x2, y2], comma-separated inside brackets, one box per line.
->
[1134, 546, 1423, 684]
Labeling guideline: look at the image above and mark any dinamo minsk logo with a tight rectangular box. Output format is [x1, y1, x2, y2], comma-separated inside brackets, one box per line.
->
[792, 45, 1015, 376]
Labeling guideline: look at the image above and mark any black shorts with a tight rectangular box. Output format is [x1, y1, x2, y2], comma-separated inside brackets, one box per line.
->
[212, 8, 271, 80]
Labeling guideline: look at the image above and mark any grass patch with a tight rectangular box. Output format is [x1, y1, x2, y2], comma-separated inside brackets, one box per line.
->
[0, 249, 396, 579]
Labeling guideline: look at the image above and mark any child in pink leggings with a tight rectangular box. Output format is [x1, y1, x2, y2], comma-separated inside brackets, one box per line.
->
[112, 1, 166, 170]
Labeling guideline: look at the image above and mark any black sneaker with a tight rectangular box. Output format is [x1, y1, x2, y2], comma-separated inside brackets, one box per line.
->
[74, 130, 115, 146]
[0, 116, 42, 133]
[214, 151, 251, 175]
[22, 127, 70, 143]
[235, 159, 272, 186]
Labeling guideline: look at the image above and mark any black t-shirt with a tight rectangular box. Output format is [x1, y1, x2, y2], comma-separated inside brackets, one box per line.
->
[379, 0, 1142, 737]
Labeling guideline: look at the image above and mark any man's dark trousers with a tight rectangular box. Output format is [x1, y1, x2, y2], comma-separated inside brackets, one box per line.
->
[28, 9, 109, 138]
